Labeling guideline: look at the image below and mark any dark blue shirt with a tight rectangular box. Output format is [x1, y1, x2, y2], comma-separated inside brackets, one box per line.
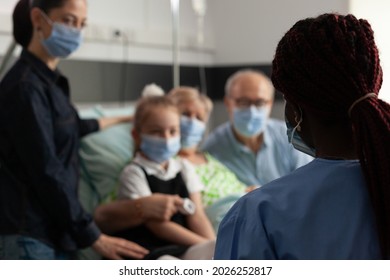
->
[0, 50, 100, 251]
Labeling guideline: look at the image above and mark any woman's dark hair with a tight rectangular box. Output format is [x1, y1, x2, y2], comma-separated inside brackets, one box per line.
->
[12, 0, 67, 47]
[272, 13, 390, 259]
[12, 0, 32, 47]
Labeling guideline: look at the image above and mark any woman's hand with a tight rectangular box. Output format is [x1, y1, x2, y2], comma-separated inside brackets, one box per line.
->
[98, 115, 133, 130]
[92, 233, 149, 260]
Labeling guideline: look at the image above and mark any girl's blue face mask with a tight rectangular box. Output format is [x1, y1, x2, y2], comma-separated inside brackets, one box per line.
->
[233, 106, 268, 138]
[285, 111, 316, 157]
[140, 134, 181, 164]
[180, 115, 206, 148]
[40, 11, 82, 58]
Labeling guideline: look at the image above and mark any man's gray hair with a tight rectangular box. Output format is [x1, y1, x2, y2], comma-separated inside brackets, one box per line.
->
[224, 69, 275, 97]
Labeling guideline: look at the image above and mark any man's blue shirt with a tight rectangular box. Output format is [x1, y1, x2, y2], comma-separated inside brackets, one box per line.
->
[201, 119, 312, 186]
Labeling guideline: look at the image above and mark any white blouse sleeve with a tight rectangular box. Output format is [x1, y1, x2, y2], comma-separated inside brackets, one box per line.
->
[179, 158, 205, 194]
[117, 164, 152, 199]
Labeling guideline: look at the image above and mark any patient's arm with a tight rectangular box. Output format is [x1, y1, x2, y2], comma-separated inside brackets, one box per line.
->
[145, 220, 209, 246]
[186, 192, 216, 239]
[94, 194, 182, 234]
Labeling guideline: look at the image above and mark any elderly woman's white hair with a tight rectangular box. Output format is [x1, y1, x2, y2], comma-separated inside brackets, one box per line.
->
[141, 83, 165, 97]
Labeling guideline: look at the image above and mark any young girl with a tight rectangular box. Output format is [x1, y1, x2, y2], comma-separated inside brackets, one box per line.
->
[116, 95, 215, 259]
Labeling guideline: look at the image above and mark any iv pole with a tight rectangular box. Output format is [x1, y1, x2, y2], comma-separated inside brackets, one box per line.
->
[0, 40, 17, 79]
[191, 0, 207, 95]
[170, 0, 180, 88]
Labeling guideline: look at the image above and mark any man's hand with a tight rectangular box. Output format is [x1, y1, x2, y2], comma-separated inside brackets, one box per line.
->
[141, 194, 184, 221]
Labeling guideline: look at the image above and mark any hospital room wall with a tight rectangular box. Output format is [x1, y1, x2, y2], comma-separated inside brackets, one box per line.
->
[63, 0, 348, 122]
[0, 0, 349, 128]
[204, 0, 349, 127]
[72, 0, 349, 101]
[5, 1, 390, 126]
[0, 0, 349, 96]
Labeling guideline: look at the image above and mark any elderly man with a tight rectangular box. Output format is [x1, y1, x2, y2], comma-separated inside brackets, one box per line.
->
[201, 69, 312, 187]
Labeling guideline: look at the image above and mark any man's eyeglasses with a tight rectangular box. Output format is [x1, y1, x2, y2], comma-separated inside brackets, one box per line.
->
[231, 97, 271, 109]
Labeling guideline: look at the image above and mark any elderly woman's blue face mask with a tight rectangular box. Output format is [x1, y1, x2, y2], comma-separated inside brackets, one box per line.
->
[180, 115, 206, 148]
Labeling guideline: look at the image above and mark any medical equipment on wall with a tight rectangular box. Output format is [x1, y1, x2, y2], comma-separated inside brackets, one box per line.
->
[192, 0, 206, 46]
[170, 0, 180, 88]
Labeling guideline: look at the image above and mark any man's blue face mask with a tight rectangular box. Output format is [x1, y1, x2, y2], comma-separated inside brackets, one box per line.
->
[180, 115, 206, 148]
[40, 11, 82, 58]
[233, 106, 268, 138]
[285, 111, 316, 157]
[140, 134, 181, 163]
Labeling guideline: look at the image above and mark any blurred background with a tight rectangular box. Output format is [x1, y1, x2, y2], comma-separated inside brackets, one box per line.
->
[1, 0, 389, 128]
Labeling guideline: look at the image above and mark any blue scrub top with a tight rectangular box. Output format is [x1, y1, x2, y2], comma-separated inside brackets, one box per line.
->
[201, 119, 312, 186]
[214, 158, 381, 259]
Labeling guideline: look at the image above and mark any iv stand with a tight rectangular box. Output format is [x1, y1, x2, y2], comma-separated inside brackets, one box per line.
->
[171, 0, 180, 88]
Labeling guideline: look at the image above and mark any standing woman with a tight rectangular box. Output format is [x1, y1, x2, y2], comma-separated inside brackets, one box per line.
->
[214, 13, 390, 259]
[0, 0, 148, 259]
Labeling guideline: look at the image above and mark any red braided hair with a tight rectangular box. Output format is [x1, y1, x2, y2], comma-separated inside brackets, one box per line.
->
[272, 13, 390, 259]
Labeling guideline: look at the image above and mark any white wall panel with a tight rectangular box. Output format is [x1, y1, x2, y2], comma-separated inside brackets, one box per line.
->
[209, 0, 349, 65]
[0, 0, 216, 65]
[350, 0, 390, 102]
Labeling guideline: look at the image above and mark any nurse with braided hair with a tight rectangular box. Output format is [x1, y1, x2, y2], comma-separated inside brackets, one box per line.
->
[214, 13, 390, 260]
